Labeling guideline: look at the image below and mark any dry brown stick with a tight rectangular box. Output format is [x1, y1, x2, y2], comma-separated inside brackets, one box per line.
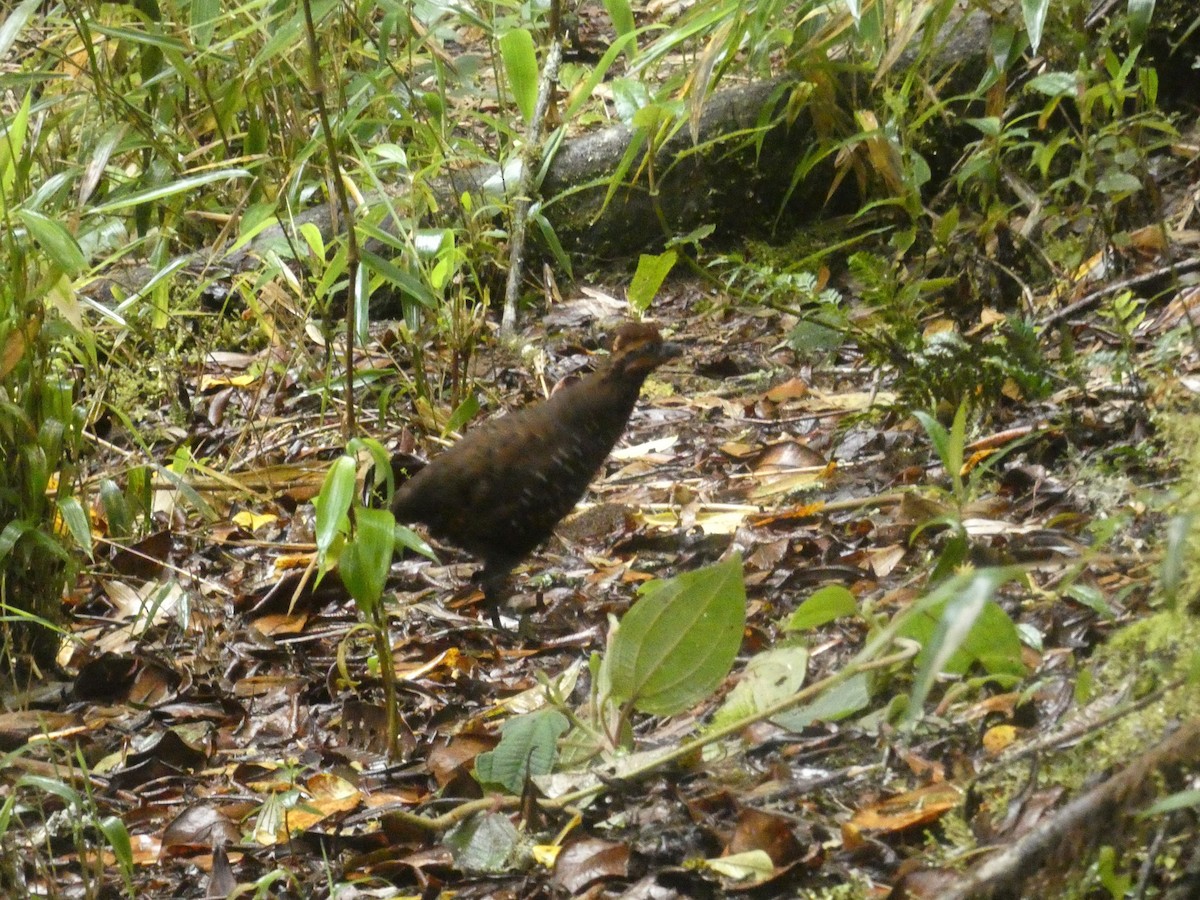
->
[1041, 258, 1200, 329]
[384, 638, 920, 834]
[943, 717, 1200, 900]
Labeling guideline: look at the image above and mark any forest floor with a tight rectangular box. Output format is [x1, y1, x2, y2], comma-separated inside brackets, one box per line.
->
[6, 174, 1200, 899]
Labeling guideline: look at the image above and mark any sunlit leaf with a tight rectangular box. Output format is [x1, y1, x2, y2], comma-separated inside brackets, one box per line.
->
[608, 555, 745, 716]
[500, 28, 538, 124]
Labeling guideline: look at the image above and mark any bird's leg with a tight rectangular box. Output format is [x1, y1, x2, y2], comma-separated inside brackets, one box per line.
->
[478, 560, 514, 629]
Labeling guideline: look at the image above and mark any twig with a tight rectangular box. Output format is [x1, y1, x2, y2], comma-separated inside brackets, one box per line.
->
[383, 637, 920, 833]
[1041, 258, 1200, 329]
[500, 0, 565, 335]
[301, 0, 361, 438]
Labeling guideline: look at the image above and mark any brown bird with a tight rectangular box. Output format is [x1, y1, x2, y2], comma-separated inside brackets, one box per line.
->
[391, 322, 680, 626]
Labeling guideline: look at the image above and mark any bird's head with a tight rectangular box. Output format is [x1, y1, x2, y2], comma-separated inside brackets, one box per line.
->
[609, 322, 681, 379]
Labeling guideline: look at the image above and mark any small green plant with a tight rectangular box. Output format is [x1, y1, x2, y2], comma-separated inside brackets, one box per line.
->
[313, 440, 435, 760]
[1098, 289, 1147, 388]
[911, 400, 1033, 580]
[0, 746, 135, 897]
[1, 109, 92, 671]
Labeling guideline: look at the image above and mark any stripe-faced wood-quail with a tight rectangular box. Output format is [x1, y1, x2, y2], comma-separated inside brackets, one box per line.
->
[391, 322, 680, 626]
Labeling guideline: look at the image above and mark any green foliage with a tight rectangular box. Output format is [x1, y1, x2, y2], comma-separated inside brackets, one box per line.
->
[710, 249, 848, 359]
[475, 708, 569, 794]
[785, 584, 857, 631]
[487, 557, 747, 783]
[0, 155, 89, 670]
[628, 250, 678, 314]
[313, 437, 434, 760]
[604, 554, 746, 717]
[0, 746, 135, 898]
[847, 249, 1055, 413]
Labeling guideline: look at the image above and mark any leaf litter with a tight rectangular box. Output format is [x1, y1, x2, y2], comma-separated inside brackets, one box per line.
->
[7, 236, 1200, 897]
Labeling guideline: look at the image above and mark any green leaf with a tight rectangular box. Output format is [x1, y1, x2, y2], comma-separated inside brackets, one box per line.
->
[16, 210, 87, 276]
[786, 585, 857, 631]
[1064, 583, 1116, 620]
[608, 555, 745, 716]
[444, 394, 480, 436]
[531, 206, 573, 279]
[1140, 789, 1200, 818]
[499, 28, 538, 124]
[57, 497, 93, 557]
[0, 89, 31, 199]
[97, 814, 134, 876]
[774, 672, 872, 730]
[315, 455, 357, 556]
[1096, 170, 1142, 195]
[99, 479, 131, 540]
[445, 812, 521, 873]
[359, 249, 438, 308]
[88, 168, 250, 214]
[708, 644, 808, 733]
[1026, 72, 1075, 97]
[627, 250, 677, 314]
[340, 506, 394, 614]
[601, 0, 635, 45]
[564, 31, 639, 120]
[1126, 0, 1155, 45]
[0, 520, 31, 562]
[1021, 0, 1049, 53]
[190, 0, 221, 49]
[394, 524, 437, 561]
[902, 570, 1026, 719]
[474, 709, 569, 795]
[353, 260, 370, 346]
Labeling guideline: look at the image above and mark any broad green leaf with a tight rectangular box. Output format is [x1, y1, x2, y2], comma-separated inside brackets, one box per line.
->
[708, 644, 808, 733]
[1065, 583, 1116, 620]
[340, 506, 394, 614]
[1126, 0, 1155, 44]
[475, 709, 569, 795]
[315, 455, 356, 556]
[16, 210, 86, 276]
[702, 850, 773, 881]
[0, 520, 30, 561]
[500, 28, 538, 124]
[98, 815, 134, 876]
[445, 812, 521, 873]
[627, 250, 676, 314]
[602, 0, 635, 47]
[902, 571, 1026, 719]
[444, 395, 480, 436]
[786, 585, 857, 631]
[1026, 72, 1075, 98]
[394, 524, 437, 561]
[360, 249, 438, 308]
[100, 479, 131, 540]
[774, 672, 872, 730]
[608, 555, 745, 716]
[57, 497, 92, 556]
[190, 0, 221, 49]
[1096, 170, 1142, 195]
